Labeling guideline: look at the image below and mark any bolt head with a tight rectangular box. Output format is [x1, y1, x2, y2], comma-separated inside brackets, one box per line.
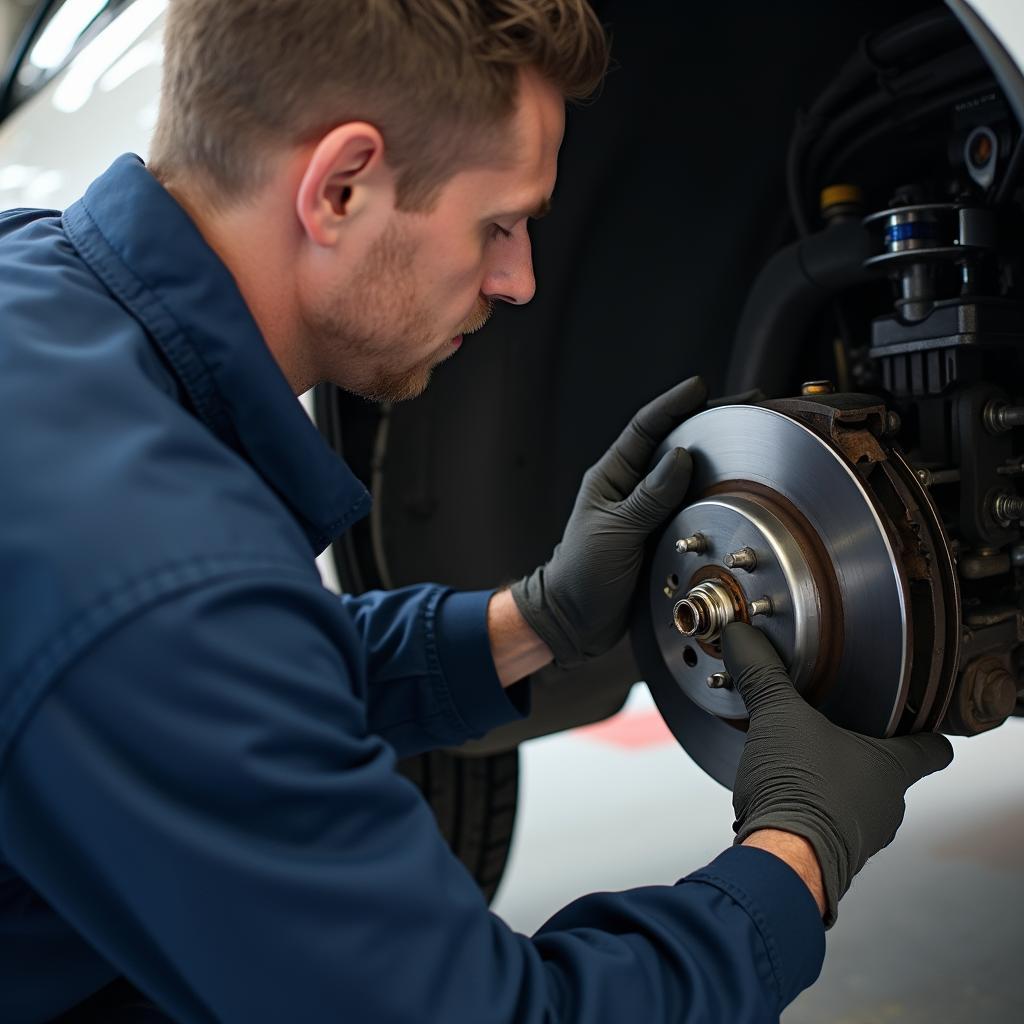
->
[975, 666, 1018, 721]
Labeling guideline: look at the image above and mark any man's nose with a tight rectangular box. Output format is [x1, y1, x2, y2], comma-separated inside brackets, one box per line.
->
[482, 230, 536, 306]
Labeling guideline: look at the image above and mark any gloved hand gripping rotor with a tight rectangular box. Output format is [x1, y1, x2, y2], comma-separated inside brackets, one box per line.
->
[511, 377, 707, 668]
[723, 622, 954, 926]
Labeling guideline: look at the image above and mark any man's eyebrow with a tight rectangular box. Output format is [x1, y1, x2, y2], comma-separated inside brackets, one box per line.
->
[490, 197, 553, 222]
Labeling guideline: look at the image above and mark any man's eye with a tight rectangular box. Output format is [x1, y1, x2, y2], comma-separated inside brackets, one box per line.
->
[490, 224, 513, 240]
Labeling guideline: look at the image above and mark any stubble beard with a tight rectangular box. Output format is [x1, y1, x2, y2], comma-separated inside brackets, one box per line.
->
[303, 224, 491, 404]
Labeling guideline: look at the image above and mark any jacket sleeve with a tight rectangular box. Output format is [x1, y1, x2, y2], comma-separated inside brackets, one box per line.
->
[0, 572, 824, 1024]
[340, 585, 529, 757]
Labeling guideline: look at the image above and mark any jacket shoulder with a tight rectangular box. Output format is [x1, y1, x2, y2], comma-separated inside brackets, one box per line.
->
[0, 213, 317, 763]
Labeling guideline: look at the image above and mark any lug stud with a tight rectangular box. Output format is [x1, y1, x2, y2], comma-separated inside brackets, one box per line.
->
[675, 533, 707, 554]
[724, 546, 757, 571]
[748, 597, 774, 618]
[706, 672, 732, 690]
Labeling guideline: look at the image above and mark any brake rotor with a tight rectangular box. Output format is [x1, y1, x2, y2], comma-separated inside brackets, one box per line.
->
[632, 401, 960, 788]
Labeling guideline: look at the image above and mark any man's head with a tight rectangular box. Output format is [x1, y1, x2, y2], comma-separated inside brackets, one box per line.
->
[149, 0, 609, 398]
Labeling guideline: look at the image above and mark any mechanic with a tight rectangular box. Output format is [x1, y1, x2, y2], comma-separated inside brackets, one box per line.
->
[0, 1, 954, 1022]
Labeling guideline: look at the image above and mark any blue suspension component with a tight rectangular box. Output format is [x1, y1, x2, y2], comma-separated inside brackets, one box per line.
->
[884, 220, 942, 245]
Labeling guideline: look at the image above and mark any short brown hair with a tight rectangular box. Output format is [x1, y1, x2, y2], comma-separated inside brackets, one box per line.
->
[149, 0, 608, 210]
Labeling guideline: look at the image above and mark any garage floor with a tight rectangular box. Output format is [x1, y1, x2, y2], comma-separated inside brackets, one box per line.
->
[491, 685, 1024, 1023]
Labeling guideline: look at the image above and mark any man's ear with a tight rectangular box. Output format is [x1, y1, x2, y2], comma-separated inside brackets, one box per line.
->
[295, 122, 394, 247]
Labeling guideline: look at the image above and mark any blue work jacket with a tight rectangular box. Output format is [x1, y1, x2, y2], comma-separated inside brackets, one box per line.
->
[0, 155, 824, 1023]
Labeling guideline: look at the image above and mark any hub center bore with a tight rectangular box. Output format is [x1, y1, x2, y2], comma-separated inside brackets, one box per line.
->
[673, 580, 737, 642]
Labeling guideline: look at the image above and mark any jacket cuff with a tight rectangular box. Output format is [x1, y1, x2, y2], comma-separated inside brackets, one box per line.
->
[684, 846, 825, 1007]
[434, 590, 530, 739]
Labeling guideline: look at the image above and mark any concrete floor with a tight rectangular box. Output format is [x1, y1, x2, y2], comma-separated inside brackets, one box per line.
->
[491, 684, 1024, 1022]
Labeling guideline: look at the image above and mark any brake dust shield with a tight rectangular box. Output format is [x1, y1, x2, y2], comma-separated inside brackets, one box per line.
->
[631, 403, 959, 788]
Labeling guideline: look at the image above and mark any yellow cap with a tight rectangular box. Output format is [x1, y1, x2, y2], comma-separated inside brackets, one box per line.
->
[820, 184, 864, 212]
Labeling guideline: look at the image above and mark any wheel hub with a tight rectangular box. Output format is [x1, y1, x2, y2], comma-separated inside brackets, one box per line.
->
[632, 400, 960, 787]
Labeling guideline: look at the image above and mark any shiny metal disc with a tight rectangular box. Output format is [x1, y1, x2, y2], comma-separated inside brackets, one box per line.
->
[633, 405, 910, 788]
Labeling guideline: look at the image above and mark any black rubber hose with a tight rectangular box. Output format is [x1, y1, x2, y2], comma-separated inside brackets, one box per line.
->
[807, 47, 990, 185]
[821, 74, 995, 183]
[869, 8, 964, 66]
[787, 10, 968, 235]
[791, 47, 989, 234]
[724, 220, 874, 396]
[813, 9, 963, 122]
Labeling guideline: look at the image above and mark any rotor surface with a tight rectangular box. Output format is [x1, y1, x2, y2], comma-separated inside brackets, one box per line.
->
[634, 405, 913, 787]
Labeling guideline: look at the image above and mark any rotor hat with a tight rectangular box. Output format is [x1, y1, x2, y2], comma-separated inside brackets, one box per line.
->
[654, 491, 825, 720]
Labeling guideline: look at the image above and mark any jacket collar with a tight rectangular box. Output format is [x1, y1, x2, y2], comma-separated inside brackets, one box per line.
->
[62, 154, 370, 555]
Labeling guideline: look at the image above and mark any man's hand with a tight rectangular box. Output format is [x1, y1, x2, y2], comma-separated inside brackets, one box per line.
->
[723, 621, 954, 926]
[510, 377, 707, 669]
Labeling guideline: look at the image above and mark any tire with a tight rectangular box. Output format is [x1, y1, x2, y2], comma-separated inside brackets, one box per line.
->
[397, 749, 519, 904]
[313, 387, 522, 905]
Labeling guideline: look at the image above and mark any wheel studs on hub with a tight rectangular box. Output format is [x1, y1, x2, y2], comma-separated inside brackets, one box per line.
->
[675, 533, 707, 554]
[671, 530, 773, 650]
[724, 546, 757, 571]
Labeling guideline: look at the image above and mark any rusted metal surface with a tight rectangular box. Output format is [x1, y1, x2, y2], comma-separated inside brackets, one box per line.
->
[879, 447, 962, 732]
[959, 549, 1012, 579]
[764, 397, 961, 736]
[945, 654, 1018, 734]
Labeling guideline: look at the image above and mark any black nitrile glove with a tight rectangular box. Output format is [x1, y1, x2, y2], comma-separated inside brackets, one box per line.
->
[511, 376, 707, 668]
[723, 622, 954, 926]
